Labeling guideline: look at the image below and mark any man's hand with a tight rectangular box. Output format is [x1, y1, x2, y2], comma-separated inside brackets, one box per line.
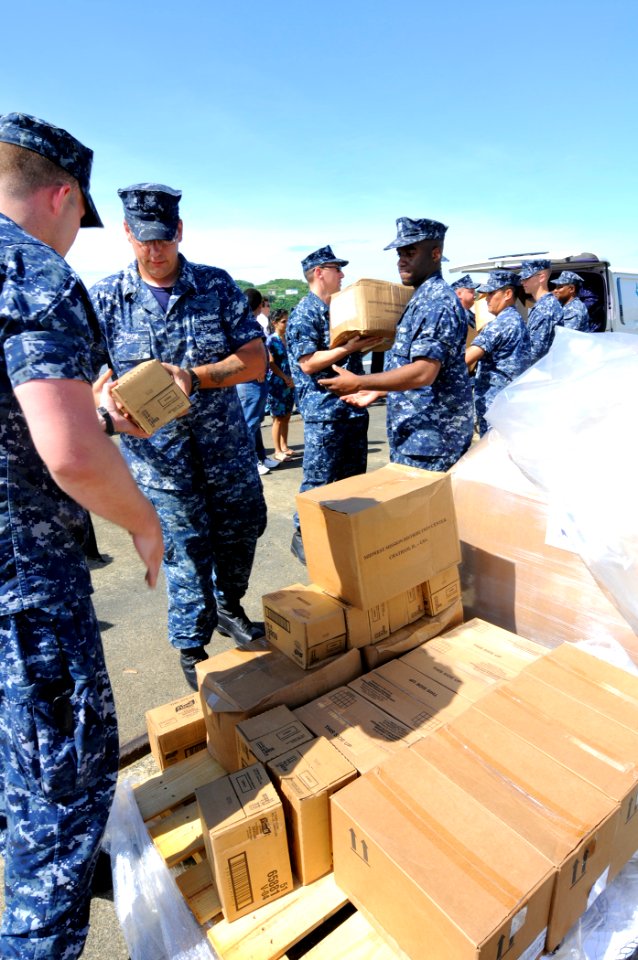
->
[161, 362, 191, 397]
[97, 371, 152, 438]
[342, 390, 383, 408]
[318, 364, 362, 396]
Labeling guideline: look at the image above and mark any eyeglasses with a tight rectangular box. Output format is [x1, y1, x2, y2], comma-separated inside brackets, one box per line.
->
[321, 264, 343, 272]
[132, 234, 178, 249]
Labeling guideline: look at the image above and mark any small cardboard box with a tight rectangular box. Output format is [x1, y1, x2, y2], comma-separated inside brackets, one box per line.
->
[294, 686, 420, 773]
[112, 359, 190, 434]
[348, 670, 450, 736]
[332, 750, 555, 960]
[262, 583, 347, 668]
[235, 705, 314, 768]
[197, 645, 362, 772]
[296, 464, 460, 610]
[374, 658, 476, 722]
[329, 278, 413, 350]
[422, 565, 462, 615]
[387, 586, 425, 633]
[434, 708, 619, 950]
[474, 673, 638, 882]
[268, 737, 357, 885]
[145, 693, 207, 771]
[400, 642, 502, 703]
[361, 597, 464, 670]
[196, 762, 293, 922]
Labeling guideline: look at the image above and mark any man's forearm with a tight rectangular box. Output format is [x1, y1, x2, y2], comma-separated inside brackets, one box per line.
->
[192, 338, 267, 388]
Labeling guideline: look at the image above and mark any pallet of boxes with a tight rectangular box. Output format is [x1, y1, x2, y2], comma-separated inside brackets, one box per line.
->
[132, 459, 638, 960]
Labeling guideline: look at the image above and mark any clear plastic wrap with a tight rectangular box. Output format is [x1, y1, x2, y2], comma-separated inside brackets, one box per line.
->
[104, 779, 217, 960]
[487, 328, 638, 636]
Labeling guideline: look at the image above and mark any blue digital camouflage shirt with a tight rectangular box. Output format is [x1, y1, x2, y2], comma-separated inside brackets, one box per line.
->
[385, 272, 473, 468]
[527, 293, 564, 363]
[286, 291, 367, 423]
[472, 305, 532, 436]
[0, 213, 100, 613]
[562, 297, 592, 332]
[90, 256, 264, 490]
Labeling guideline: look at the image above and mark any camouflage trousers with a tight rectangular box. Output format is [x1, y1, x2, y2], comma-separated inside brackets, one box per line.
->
[294, 415, 368, 532]
[141, 476, 267, 650]
[0, 597, 119, 959]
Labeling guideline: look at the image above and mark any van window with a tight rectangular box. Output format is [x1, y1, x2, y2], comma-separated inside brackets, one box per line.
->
[616, 277, 638, 330]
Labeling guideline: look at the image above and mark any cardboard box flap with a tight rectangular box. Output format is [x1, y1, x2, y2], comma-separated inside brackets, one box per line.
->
[269, 737, 356, 798]
[201, 646, 361, 713]
[196, 763, 277, 832]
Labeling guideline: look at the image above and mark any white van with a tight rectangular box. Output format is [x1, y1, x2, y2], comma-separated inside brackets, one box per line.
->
[450, 251, 638, 333]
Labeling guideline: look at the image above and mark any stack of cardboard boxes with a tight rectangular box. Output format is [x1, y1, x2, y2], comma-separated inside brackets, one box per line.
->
[142, 458, 638, 955]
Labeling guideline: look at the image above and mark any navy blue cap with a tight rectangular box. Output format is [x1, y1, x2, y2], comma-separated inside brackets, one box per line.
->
[384, 216, 448, 251]
[0, 112, 102, 228]
[551, 270, 584, 288]
[477, 270, 521, 293]
[301, 245, 348, 273]
[519, 259, 552, 280]
[118, 183, 182, 241]
[450, 274, 480, 291]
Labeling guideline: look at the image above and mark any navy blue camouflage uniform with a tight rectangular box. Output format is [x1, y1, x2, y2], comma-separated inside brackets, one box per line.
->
[561, 297, 591, 331]
[287, 290, 368, 529]
[90, 256, 267, 650]
[385, 273, 474, 470]
[471, 305, 532, 436]
[0, 212, 118, 958]
[527, 292, 564, 362]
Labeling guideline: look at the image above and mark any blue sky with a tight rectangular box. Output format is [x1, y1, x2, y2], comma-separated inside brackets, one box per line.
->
[3, 0, 636, 287]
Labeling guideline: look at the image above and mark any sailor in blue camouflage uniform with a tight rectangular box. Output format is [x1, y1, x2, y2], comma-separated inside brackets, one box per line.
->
[465, 270, 532, 436]
[90, 185, 268, 686]
[319, 218, 473, 472]
[520, 259, 564, 362]
[551, 270, 593, 331]
[0, 114, 163, 959]
[450, 274, 480, 329]
[286, 246, 381, 564]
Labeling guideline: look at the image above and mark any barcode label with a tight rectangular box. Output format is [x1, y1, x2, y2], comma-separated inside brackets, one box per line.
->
[228, 852, 253, 910]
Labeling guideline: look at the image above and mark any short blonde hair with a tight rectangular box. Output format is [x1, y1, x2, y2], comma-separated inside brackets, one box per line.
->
[0, 142, 76, 199]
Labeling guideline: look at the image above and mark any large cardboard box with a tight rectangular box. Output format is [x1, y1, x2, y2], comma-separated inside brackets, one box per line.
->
[451, 433, 638, 662]
[196, 763, 293, 922]
[262, 583, 347, 668]
[332, 750, 555, 960]
[429, 708, 619, 949]
[268, 737, 357, 885]
[145, 693, 207, 771]
[297, 464, 460, 609]
[422, 565, 462, 615]
[474, 672, 638, 881]
[112, 359, 190, 435]
[235, 705, 314, 768]
[329, 278, 413, 350]
[401, 642, 503, 703]
[370, 658, 475, 723]
[361, 597, 463, 670]
[198, 645, 362, 772]
[294, 686, 420, 773]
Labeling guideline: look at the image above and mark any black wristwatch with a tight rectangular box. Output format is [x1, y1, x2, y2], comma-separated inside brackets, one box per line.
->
[187, 368, 201, 395]
[97, 406, 116, 436]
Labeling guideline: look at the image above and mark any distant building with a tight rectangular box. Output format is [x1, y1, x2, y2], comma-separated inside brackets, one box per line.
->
[285, 288, 299, 295]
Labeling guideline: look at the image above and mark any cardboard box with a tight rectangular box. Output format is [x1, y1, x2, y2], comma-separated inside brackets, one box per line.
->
[294, 686, 420, 773]
[262, 583, 347, 668]
[547, 643, 638, 703]
[332, 750, 555, 960]
[297, 464, 460, 609]
[235, 705, 315, 768]
[329, 278, 413, 350]
[361, 597, 463, 670]
[198, 645, 362, 772]
[474, 673, 638, 881]
[387, 586, 425, 633]
[401, 642, 503, 703]
[112, 359, 190, 435]
[422, 565, 462, 615]
[268, 737, 357, 885]
[430, 708, 619, 949]
[451, 432, 638, 663]
[348, 668, 455, 736]
[410, 617, 548, 687]
[145, 693, 207, 771]
[196, 762, 293, 921]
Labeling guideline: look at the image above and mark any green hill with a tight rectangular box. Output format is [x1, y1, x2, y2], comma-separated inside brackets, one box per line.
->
[236, 278, 308, 314]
